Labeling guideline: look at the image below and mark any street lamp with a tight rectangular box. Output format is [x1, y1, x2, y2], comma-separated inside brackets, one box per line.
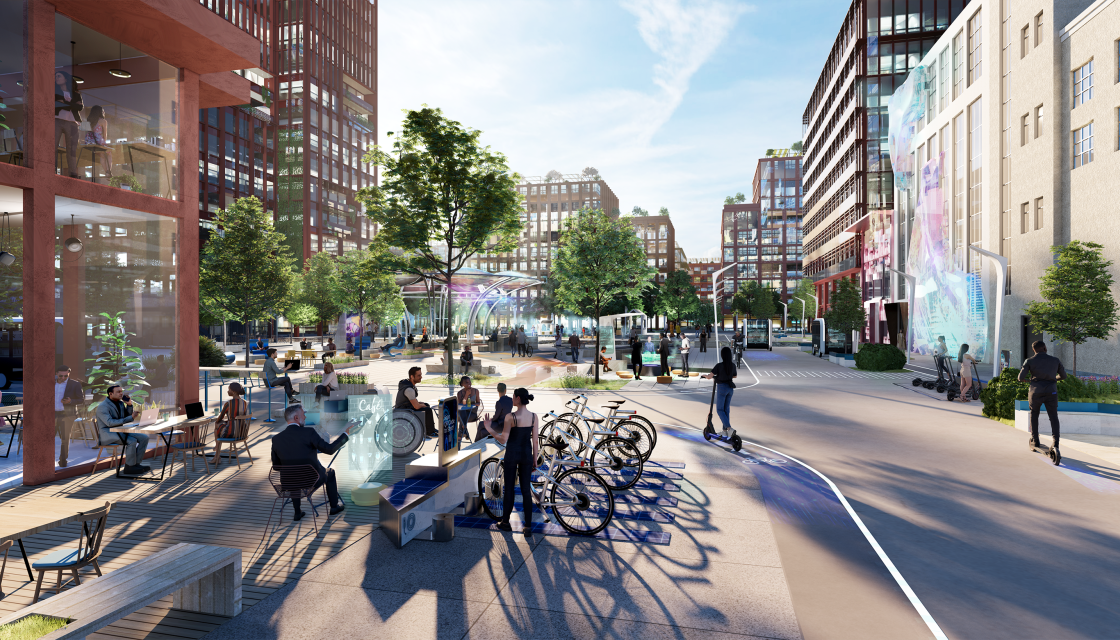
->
[969, 245, 1009, 380]
[711, 261, 746, 351]
[885, 267, 916, 362]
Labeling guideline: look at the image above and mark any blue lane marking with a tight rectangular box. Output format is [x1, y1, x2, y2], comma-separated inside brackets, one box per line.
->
[454, 515, 671, 545]
[745, 351, 787, 361]
[613, 493, 679, 507]
[745, 447, 858, 529]
[500, 495, 674, 523]
[1038, 455, 1120, 494]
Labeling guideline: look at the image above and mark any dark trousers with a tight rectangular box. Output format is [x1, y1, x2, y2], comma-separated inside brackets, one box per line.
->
[570, 346, 579, 362]
[461, 360, 472, 375]
[700, 338, 707, 352]
[411, 405, 437, 436]
[680, 352, 690, 376]
[293, 468, 340, 513]
[314, 384, 331, 402]
[270, 376, 294, 396]
[501, 449, 535, 524]
[660, 354, 669, 374]
[56, 119, 79, 177]
[632, 358, 642, 378]
[1030, 394, 1060, 444]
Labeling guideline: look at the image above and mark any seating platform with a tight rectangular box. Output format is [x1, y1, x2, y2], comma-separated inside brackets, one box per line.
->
[378, 446, 481, 547]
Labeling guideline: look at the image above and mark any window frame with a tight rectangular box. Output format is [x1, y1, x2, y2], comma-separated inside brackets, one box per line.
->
[1073, 122, 1094, 168]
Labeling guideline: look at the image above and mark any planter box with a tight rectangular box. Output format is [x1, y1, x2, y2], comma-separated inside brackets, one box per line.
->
[312, 360, 365, 371]
[1014, 400, 1120, 436]
[424, 363, 498, 375]
[829, 354, 856, 368]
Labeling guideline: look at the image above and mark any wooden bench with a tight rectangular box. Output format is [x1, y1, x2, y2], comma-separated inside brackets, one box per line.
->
[0, 543, 241, 639]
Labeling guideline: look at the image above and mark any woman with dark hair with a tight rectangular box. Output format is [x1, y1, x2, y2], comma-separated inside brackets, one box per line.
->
[83, 105, 113, 179]
[54, 70, 84, 178]
[483, 387, 540, 537]
[316, 362, 338, 403]
[958, 344, 978, 403]
[703, 346, 738, 438]
[213, 382, 247, 466]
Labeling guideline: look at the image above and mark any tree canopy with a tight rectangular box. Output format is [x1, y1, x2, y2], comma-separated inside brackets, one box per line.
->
[300, 251, 341, 337]
[823, 277, 866, 353]
[658, 269, 698, 330]
[631, 206, 649, 217]
[1025, 240, 1119, 375]
[552, 208, 654, 382]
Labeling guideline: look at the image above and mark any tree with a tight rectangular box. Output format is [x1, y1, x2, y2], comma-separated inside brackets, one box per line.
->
[823, 278, 866, 353]
[285, 302, 319, 330]
[735, 192, 746, 203]
[85, 311, 150, 408]
[200, 196, 297, 357]
[791, 140, 803, 153]
[301, 251, 341, 340]
[359, 106, 523, 383]
[723, 196, 735, 205]
[658, 206, 670, 216]
[658, 270, 698, 331]
[582, 166, 600, 180]
[1025, 241, 1119, 375]
[333, 246, 404, 360]
[631, 206, 649, 217]
[552, 208, 654, 382]
[545, 169, 562, 182]
[791, 278, 817, 330]
[640, 279, 661, 328]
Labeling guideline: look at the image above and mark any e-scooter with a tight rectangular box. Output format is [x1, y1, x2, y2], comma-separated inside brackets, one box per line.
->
[702, 381, 742, 451]
[1029, 436, 1061, 465]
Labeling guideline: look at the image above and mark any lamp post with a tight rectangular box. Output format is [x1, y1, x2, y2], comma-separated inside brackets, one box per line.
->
[711, 262, 745, 352]
[885, 267, 916, 362]
[968, 245, 1008, 380]
[777, 300, 787, 334]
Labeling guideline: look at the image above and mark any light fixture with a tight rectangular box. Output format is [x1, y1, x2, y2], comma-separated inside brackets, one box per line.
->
[70, 41, 84, 84]
[64, 215, 83, 254]
[109, 42, 131, 79]
[0, 213, 13, 266]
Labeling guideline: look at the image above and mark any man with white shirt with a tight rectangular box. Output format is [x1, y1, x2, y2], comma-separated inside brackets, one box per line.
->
[54, 365, 84, 467]
[678, 332, 692, 379]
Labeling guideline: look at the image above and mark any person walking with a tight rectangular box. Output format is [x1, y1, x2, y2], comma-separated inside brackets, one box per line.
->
[568, 332, 581, 363]
[631, 335, 644, 380]
[1018, 341, 1067, 451]
[53, 365, 83, 468]
[490, 327, 499, 353]
[957, 344, 978, 403]
[699, 329, 708, 353]
[508, 329, 518, 357]
[679, 332, 691, 378]
[482, 388, 540, 537]
[517, 326, 528, 357]
[659, 332, 671, 377]
[703, 347, 738, 438]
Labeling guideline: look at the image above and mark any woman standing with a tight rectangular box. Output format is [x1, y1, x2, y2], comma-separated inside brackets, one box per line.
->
[958, 344, 978, 403]
[316, 362, 338, 403]
[483, 388, 540, 537]
[703, 347, 738, 438]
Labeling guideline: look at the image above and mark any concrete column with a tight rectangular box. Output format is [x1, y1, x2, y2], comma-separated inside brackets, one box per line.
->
[177, 69, 200, 410]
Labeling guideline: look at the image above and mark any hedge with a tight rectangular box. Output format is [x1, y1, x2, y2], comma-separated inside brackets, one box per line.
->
[853, 343, 907, 371]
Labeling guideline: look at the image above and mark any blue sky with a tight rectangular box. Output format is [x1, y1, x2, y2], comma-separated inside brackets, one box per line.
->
[380, 0, 849, 261]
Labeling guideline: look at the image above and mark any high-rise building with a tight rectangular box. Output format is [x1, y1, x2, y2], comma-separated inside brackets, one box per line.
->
[801, 0, 973, 332]
[719, 153, 805, 327]
[272, 0, 378, 261]
[469, 173, 619, 327]
[687, 259, 720, 302]
[633, 215, 681, 282]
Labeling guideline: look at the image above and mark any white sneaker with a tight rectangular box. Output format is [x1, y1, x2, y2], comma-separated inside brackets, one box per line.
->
[722, 428, 736, 438]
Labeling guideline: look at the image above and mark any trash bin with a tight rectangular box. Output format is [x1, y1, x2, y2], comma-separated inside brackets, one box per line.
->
[433, 513, 455, 542]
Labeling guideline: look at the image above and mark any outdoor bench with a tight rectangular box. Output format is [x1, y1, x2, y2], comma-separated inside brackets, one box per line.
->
[0, 543, 241, 639]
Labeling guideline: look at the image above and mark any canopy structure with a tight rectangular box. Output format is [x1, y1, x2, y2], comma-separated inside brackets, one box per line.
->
[395, 268, 543, 337]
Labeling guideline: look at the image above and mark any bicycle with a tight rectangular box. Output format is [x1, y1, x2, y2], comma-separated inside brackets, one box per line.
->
[546, 394, 656, 462]
[538, 410, 645, 491]
[477, 430, 616, 535]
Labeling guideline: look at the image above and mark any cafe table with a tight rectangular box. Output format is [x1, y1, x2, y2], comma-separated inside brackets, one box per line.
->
[0, 496, 113, 581]
[109, 415, 215, 481]
[0, 404, 22, 458]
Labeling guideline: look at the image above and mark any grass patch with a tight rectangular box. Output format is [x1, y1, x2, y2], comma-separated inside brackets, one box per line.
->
[988, 416, 1016, 428]
[0, 615, 70, 640]
[534, 374, 629, 391]
[419, 373, 507, 386]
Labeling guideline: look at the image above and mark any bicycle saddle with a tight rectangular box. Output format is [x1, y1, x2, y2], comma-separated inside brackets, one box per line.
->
[548, 436, 569, 451]
[585, 417, 606, 424]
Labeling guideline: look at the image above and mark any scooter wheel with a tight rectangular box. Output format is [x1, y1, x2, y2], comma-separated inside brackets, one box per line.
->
[730, 434, 742, 451]
[912, 378, 923, 387]
[946, 392, 956, 401]
[1050, 448, 1061, 465]
[703, 425, 714, 441]
[924, 382, 936, 390]
[936, 385, 946, 393]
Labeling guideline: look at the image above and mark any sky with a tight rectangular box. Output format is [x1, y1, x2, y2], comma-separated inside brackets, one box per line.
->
[379, 0, 850, 262]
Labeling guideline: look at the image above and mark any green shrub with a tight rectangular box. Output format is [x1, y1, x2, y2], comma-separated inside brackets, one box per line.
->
[853, 343, 907, 371]
[1057, 375, 1088, 401]
[558, 373, 593, 388]
[199, 335, 227, 367]
[980, 367, 1028, 420]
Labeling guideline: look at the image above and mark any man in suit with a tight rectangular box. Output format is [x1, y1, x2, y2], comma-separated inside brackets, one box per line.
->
[54, 365, 84, 467]
[95, 384, 148, 475]
[659, 332, 671, 377]
[1018, 340, 1068, 452]
[271, 404, 352, 520]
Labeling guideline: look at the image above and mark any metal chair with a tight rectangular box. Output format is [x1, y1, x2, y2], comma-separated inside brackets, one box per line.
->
[264, 465, 328, 541]
[168, 418, 214, 480]
[32, 501, 111, 603]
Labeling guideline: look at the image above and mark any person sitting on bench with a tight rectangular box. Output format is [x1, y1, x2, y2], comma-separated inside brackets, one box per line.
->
[381, 334, 405, 356]
[599, 347, 612, 372]
[396, 366, 436, 437]
[460, 344, 475, 375]
[321, 338, 337, 363]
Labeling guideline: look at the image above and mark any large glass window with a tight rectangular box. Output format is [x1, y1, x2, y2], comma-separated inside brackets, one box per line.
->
[0, 1, 25, 166]
[55, 15, 179, 200]
[952, 32, 963, 99]
[1073, 61, 1093, 108]
[1073, 123, 1093, 168]
[968, 99, 983, 272]
[967, 10, 982, 86]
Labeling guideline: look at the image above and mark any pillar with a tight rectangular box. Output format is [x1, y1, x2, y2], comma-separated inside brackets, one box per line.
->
[177, 69, 200, 410]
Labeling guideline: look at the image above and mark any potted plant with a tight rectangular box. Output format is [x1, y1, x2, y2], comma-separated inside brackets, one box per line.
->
[109, 175, 144, 193]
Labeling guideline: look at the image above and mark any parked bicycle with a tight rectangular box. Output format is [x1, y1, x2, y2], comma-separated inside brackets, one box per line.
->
[546, 394, 656, 462]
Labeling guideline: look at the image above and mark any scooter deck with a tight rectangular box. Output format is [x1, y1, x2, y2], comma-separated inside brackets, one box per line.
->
[1029, 440, 1061, 465]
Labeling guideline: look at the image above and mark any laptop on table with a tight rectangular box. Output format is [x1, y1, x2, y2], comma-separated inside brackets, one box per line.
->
[132, 408, 162, 428]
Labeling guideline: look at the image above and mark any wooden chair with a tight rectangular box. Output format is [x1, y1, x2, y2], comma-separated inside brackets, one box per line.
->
[32, 502, 111, 603]
[168, 419, 214, 481]
[264, 465, 328, 541]
[0, 539, 10, 597]
[87, 411, 123, 475]
[214, 408, 253, 469]
[72, 406, 99, 448]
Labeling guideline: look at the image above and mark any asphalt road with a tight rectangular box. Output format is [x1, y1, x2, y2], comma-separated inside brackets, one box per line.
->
[595, 346, 1120, 640]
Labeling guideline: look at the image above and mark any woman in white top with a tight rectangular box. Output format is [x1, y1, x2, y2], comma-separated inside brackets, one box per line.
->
[316, 362, 338, 403]
[958, 344, 978, 403]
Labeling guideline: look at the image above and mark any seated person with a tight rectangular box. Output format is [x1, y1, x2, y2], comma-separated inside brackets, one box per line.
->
[456, 375, 481, 439]
[420, 330, 430, 344]
[254, 337, 265, 352]
[321, 338, 337, 363]
[599, 347, 612, 372]
[476, 382, 512, 442]
[95, 384, 148, 475]
[316, 362, 338, 403]
[299, 339, 310, 351]
[407, 332, 415, 345]
[381, 333, 405, 356]
[460, 344, 475, 374]
[263, 348, 297, 401]
[213, 382, 248, 466]
[271, 404, 351, 520]
[344, 337, 354, 354]
[396, 366, 436, 437]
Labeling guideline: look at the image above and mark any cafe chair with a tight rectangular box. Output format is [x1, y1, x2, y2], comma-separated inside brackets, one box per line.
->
[89, 434, 124, 476]
[264, 465, 328, 541]
[168, 418, 214, 481]
[214, 409, 253, 469]
[32, 502, 111, 603]
[0, 539, 10, 597]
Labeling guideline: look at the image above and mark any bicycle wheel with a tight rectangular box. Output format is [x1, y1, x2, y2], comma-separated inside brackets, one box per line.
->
[549, 417, 586, 456]
[622, 414, 658, 450]
[549, 467, 614, 536]
[614, 419, 654, 462]
[478, 457, 505, 521]
[590, 436, 644, 491]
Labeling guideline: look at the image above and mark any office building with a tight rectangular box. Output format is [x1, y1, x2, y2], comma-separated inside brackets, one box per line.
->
[688, 259, 720, 302]
[633, 215, 682, 283]
[892, 0, 1115, 373]
[719, 154, 805, 326]
[0, 0, 263, 483]
[801, 0, 974, 334]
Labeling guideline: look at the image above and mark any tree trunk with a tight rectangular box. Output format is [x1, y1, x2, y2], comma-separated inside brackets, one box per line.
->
[446, 273, 454, 387]
[357, 309, 364, 361]
[593, 308, 601, 384]
[1073, 342, 1078, 378]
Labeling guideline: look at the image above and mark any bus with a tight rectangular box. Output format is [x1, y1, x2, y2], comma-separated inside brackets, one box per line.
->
[743, 318, 772, 351]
